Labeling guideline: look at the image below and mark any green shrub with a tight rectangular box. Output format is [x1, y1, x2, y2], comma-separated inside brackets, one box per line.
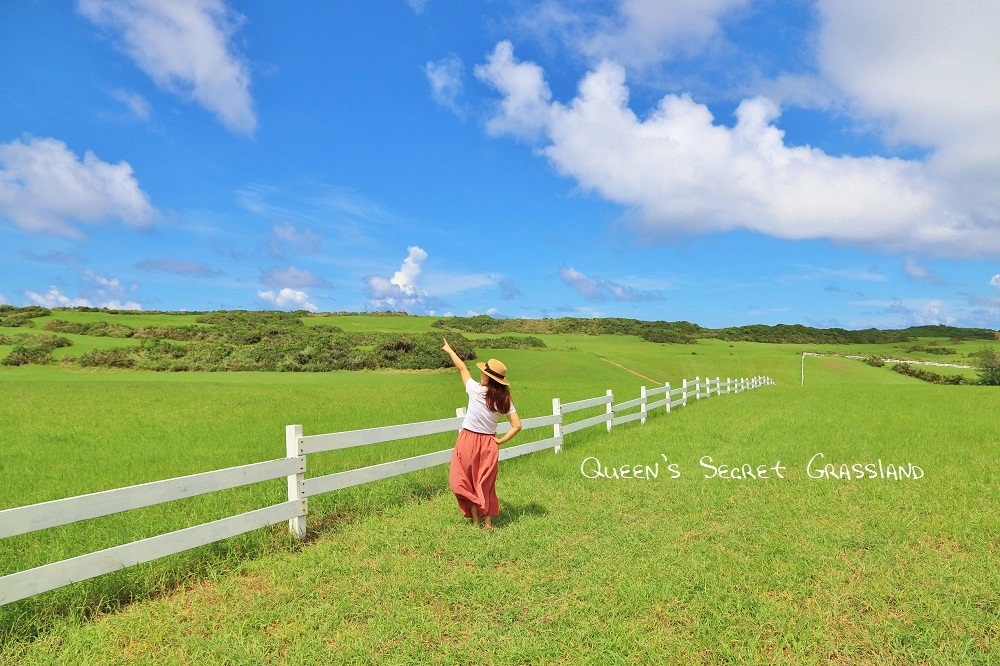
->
[0, 305, 50, 328]
[865, 356, 885, 367]
[1, 346, 52, 366]
[972, 347, 1000, 386]
[43, 319, 90, 334]
[78, 348, 137, 369]
[475, 335, 546, 350]
[892, 362, 967, 385]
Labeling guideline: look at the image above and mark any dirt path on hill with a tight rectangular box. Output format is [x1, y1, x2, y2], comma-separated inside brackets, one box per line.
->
[599, 357, 663, 385]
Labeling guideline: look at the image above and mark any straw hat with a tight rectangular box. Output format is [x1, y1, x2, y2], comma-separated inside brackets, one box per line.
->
[477, 358, 509, 385]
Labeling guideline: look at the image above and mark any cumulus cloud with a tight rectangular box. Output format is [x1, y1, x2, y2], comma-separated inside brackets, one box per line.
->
[474, 41, 553, 140]
[465, 307, 501, 317]
[813, 2, 1000, 229]
[560, 266, 663, 302]
[257, 288, 317, 312]
[991, 274, 1000, 288]
[0, 136, 157, 238]
[476, 42, 999, 255]
[365, 246, 441, 313]
[81, 269, 143, 309]
[261, 266, 331, 289]
[24, 283, 142, 310]
[853, 297, 959, 328]
[522, 0, 751, 70]
[137, 258, 220, 277]
[425, 55, 465, 114]
[25, 287, 94, 309]
[77, 0, 256, 136]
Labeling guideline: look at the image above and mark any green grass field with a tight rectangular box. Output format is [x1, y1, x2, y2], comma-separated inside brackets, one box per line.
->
[1, 314, 998, 664]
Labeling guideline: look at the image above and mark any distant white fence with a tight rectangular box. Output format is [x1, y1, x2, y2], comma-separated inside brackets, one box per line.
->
[0, 374, 774, 605]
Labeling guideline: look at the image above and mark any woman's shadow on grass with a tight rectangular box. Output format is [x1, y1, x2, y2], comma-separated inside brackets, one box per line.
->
[493, 500, 547, 528]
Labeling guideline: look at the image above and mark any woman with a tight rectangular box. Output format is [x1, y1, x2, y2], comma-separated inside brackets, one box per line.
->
[442, 338, 521, 530]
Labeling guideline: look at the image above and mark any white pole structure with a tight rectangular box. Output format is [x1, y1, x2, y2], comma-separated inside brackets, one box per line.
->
[285, 424, 307, 540]
[552, 398, 563, 453]
[605, 389, 614, 433]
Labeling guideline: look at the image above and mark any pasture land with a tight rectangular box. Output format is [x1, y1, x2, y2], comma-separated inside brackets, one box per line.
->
[0, 315, 997, 663]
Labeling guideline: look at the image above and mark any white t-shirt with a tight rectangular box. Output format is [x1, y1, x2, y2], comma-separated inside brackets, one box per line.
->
[461, 378, 516, 434]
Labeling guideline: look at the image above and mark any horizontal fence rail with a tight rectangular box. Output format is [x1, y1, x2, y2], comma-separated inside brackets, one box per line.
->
[1, 374, 774, 605]
[0, 457, 304, 540]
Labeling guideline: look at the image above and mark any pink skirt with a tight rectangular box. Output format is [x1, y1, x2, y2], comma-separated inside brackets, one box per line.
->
[449, 429, 499, 518]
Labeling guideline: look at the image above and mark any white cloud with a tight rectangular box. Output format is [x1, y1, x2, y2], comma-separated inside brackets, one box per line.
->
[261, 266, 331, 289]
[407, 0, 428, 14]
[425, 55, 464, 114]
[257, 288, 317, 312]
[464, 307, 501, 317]
[474, 42, 552, 140]
[477, 43, 999, 256]
[522, 0, 751, 70]
[366, 246, 441, 313]
[390, 246, 426, 296]
[0, 294, 9, 305]
[108, 88, 151, 121]
[816, 2, 1000, 155]
[991, 274, 1000, 288]
[77, 0, 256, 136]
[813, 2, 1000, 232]
[0, 136, 157, 238]
[100, 300, 143, 310]
[25, 287, 94, 309]
[560, 266, 663, 302]
[22, 269, 143, 310]
[81, 269, 143, 309]
[849, 297, 962, 328]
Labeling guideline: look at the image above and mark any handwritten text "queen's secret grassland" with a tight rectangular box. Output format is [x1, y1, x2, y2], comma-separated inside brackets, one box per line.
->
[579, 454, 924, 481]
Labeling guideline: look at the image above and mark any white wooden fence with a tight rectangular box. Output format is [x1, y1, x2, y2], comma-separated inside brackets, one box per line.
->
[0, 374, 773, 605]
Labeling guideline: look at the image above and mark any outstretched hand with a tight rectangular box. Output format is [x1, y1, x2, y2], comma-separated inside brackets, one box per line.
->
[441, 338, 453, 354]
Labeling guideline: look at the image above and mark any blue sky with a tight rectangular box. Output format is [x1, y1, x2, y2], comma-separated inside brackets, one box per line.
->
[1, 0, 998, 329]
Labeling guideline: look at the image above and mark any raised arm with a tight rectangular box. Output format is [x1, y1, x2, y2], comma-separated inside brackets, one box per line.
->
[442, 338, 472, 385]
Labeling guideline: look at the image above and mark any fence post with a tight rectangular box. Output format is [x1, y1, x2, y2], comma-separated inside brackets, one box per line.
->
[552, 397, 563, 453]
[682, 379, 688, 406]
[665, 381, 671, 414]
[606, 389, 614, 433]
[715, 376, 721, 396]
[286, 424, 307, 540]
[695, 376, 701, 400]
[640, 386, 648, 424]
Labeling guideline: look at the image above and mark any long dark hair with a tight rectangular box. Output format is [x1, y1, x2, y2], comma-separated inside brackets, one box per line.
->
[484, 377, 511, 414]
